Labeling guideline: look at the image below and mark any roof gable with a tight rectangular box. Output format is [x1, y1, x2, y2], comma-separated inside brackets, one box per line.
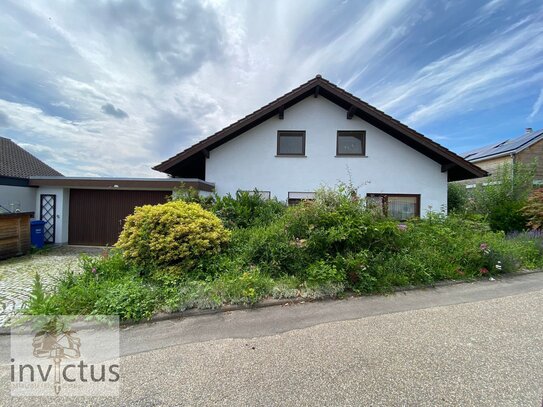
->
[0, 137, 63, 179]
[153, 75, 486, 181]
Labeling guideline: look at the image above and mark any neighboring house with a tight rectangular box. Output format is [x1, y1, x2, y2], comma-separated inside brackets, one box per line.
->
[0, 136, 62, 214]
[461, 128, 543, 186]
[1, 137, 213, 246]
[154, 75, 485, 218]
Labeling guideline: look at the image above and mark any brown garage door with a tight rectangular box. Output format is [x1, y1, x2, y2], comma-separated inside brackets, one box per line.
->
[68, 189, 171, 246]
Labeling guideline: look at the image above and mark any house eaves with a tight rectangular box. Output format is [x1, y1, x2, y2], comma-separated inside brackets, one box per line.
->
[29, 176, 215, 192]
[153, 75, 487, 182]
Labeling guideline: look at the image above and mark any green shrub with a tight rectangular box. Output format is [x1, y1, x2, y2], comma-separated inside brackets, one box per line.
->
[116, 201, 230, 271]
[93, 278, 156, 321]
[212, 190, 286, 229]
[148, 271, 186, 312]
[189, 252, 246, 280]
[305, 260, 345, 287]
[447, 183, 468, 213]
[79, 250, 135, 279]
[231, 222, 308, 277]
[486, 199, 527, 234]
[284, 188, 401, 258]
[52, 270, 105, 314]
[333, 251, 376, 292]
[171, 186, 215, 209]
[370, 251, 433, 287]
[468, 162, 535, 232]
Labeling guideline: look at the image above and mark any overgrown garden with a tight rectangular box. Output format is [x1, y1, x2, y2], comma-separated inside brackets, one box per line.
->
[23, 165, 543, 322]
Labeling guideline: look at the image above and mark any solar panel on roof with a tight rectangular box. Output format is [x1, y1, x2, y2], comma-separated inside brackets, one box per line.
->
[462, 129, 543, 161]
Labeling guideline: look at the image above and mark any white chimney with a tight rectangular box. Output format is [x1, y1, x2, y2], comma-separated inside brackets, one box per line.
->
[526, 127, 533, 133]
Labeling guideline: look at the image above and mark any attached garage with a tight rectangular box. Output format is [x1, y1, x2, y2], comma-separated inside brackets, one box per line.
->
[28, 177, 215, 246]
[68, 189, 170, 246]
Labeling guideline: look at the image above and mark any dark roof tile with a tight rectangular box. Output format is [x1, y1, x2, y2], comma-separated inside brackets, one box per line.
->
[0, 137, 63, 178]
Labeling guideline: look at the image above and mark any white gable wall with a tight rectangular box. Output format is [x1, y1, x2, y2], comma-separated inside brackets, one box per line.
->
[206, 97, 447, 215]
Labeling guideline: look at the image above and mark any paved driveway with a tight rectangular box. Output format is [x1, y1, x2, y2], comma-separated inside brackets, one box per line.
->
[0, 246, 102, 326]
[1, 272, 543, 406]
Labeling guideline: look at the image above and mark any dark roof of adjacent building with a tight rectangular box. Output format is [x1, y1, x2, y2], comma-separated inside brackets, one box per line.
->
[153, 75, 486, 182]
[0, 137, 63, 178]
[462, 128, 543, 162]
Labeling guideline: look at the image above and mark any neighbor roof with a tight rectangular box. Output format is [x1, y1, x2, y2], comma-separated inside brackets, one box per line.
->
[0, 137, 62, 178]
[154, 75, 486, 181]
[462, 128, 543, 162]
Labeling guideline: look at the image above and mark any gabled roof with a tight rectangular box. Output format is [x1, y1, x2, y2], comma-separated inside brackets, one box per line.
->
[0, 137, 63, 179]
[154, 75, 486, 181]
[462, 128, 543, 162]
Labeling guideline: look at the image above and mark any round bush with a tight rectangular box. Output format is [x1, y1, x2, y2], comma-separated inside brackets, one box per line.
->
[116, 201, 230, 270]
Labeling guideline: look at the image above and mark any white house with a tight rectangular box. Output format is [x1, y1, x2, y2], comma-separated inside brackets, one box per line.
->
[154, 75, 486, 218]
[0, 76, 486, 248]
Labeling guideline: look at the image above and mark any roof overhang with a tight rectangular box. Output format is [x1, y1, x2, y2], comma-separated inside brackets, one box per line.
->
[28, 177, 214, 192]
[153, 75, 487, 182]
[0, 176, 32, 187]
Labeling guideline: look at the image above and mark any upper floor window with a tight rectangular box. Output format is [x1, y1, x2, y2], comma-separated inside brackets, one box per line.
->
[337, 131, 366, 156]
[277, 131, 306, 156]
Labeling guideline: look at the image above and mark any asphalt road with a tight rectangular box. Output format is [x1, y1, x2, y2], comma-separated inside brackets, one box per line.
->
[1, 272, 543, 406]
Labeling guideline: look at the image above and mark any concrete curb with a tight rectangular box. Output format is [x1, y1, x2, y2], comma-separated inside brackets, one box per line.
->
[2, 269, 541, 335]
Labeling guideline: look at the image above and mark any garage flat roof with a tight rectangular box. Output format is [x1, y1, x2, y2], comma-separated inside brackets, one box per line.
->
[28, 177, 215, 192]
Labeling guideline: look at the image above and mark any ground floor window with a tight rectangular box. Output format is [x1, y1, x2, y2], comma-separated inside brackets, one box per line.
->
[366, 193, 420, 220]
[288, 191, 315, 205]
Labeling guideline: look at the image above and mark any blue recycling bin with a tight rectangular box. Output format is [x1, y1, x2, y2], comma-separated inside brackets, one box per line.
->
[30, 220, 46, 249]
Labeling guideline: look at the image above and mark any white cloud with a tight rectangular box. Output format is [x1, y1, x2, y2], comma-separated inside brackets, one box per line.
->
[371, 10, 543, 126]
[529, 88, 543, 120]
[0, 0, 542, 178]
[480, 0, 507, 14]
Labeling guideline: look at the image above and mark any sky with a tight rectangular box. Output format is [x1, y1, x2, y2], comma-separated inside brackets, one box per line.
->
[0, 0, 542, 177]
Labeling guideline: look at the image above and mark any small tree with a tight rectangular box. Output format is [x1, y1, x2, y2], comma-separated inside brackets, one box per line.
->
[522, 188, 543, 229]
[468, 161, 535, 232]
